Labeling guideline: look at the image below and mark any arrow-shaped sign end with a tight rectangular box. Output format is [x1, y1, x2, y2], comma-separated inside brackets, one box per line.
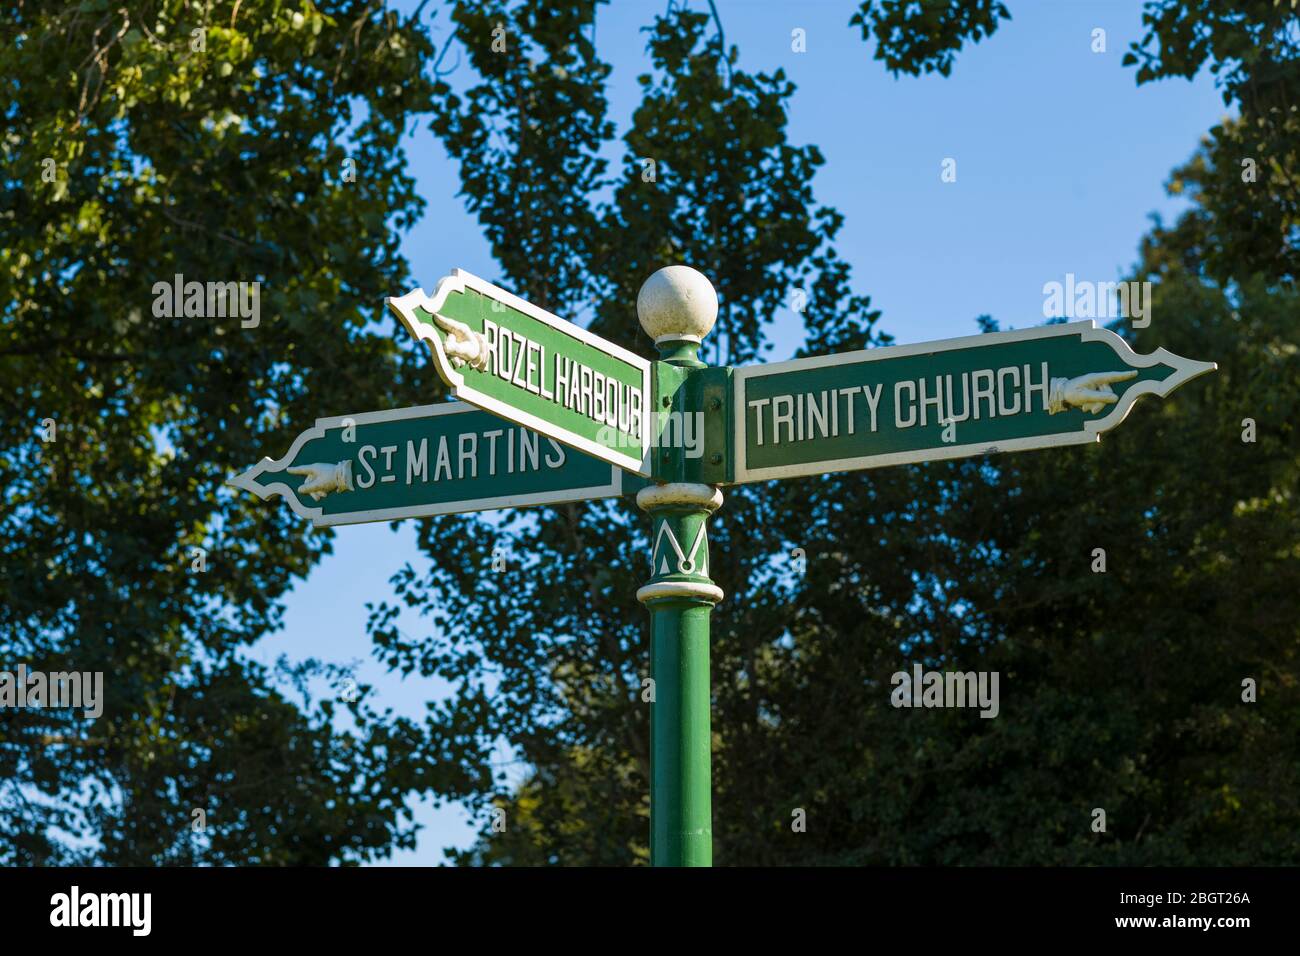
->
[229, 457, 332, 526]
[228, 458, 272, 498]
[1073, 335, 1219, 437]
[385, 289, 429, 340]
[1150, 349, 1218, 393]
[386, 275, 472, 389]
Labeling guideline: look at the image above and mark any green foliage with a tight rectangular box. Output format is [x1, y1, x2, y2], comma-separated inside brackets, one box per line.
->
[597, 10, 865, 366]
[1123, 1, 1300, 284]
[732, 215, 1300, 864]
[847, 0, 1300, 283]
[849, 0, 1010, 77]
[429, 1, 613, 314]
[0, 0, 439, 863]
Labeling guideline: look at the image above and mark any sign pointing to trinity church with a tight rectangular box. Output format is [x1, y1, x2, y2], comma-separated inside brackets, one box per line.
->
[387, 270, 653, 476]
[228, 402, 634, 527]
[731, 320, 1216, 483]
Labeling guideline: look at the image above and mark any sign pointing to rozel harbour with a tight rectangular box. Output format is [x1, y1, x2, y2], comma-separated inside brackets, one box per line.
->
[387, 270, 653, 476]
[731, 320, 1216, 483]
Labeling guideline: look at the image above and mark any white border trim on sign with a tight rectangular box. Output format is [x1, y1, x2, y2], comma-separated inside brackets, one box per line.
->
[730, 320, 1217, 484]
[228, 401, 625, 528]
[386, 269, 654, 477]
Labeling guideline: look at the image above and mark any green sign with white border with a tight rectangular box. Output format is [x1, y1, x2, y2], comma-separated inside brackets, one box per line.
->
[388, 270, 653, 476]
[732, 321, 1216, 483]
[229, 401, 633, 527]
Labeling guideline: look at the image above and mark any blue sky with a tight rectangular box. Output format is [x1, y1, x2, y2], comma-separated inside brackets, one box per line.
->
[246, 0, 1227, 865]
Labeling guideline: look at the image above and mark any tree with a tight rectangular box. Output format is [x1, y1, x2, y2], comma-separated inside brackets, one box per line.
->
[850, 0, 1300, 285]
[1125, 0, 1300, 284]
[849, 0, 1010, 77]
[1, 0, 439, 864]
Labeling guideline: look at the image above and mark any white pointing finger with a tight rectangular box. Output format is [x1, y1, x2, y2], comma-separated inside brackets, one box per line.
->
[1083, 370, 1138, 387]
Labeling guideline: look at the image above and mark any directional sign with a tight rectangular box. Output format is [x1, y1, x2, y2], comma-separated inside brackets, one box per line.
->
[388, 270, 653, 476]
[229, 402, 637, 527]
[732, 320, 1216, 483]
[228, 262, 1223, 869]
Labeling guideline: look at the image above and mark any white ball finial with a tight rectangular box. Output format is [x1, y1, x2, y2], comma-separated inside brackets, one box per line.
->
[637, 265, 718, 344]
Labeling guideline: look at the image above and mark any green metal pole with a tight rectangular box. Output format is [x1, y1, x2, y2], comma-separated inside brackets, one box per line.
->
[635, 266, 724, 867]
[638, 483, 722, 866]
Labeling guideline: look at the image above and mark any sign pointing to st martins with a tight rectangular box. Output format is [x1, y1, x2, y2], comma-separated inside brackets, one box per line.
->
[387, 270, 654, 476]
[731, 320, 1216, 483]
[229, 401, 637, 527]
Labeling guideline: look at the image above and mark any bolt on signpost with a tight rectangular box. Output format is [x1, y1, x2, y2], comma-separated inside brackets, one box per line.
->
[232, 263, 1216, 869]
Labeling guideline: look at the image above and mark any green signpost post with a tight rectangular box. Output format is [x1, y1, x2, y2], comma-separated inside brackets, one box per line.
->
[233, 265, 1216, 866]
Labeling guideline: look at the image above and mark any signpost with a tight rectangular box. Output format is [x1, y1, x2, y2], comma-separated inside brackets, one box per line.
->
[732, 321, 1217, 483]
[387, 270, 653, 476]
[229, 402, 636, 527]
[232, 264, 1217, 868]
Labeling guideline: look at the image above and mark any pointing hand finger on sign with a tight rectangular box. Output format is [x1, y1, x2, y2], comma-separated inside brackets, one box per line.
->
[287, 464, 332, 500]
[1049, 370, 1138, 415]
[1076, 369, 1138, 390]
[287, 462, 352, 501]
[433, 313, 490, 372]
[1072, 387, 1120, 414]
